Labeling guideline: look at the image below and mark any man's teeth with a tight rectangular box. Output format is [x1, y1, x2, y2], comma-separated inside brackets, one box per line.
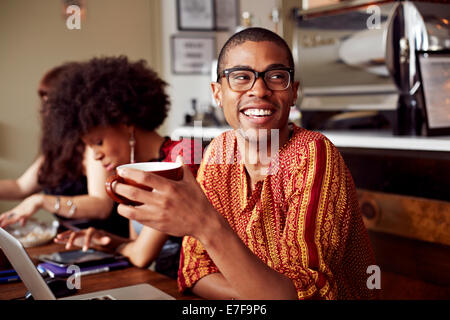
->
[243, 109, 273, 116]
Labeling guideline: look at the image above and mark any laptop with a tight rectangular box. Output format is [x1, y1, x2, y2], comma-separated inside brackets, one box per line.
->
[0, 227, 175, 300]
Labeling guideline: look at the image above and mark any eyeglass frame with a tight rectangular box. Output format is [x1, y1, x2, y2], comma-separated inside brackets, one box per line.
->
[216, 67, 295, 91]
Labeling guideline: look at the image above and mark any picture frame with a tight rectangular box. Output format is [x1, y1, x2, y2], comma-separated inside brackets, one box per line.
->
[415, 50, 450, 136]
[176, 0, 215, 31]
[214, 0, 239, 31]
[171, 35, 216, 75]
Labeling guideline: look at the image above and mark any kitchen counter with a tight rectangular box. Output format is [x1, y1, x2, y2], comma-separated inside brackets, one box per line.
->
[172, 126, 450, 153]
[171, 126, 231, 141]
[321, 130, 450, 153]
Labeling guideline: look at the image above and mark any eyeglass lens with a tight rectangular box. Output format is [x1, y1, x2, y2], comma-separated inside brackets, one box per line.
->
[228, 69, 290, 91]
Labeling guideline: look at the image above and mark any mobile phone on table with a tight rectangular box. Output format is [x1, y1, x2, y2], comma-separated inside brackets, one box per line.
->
[38, 249, 117, 267]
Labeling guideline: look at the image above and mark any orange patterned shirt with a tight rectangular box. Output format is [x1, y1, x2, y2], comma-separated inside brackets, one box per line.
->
[178, 124, 376, 299]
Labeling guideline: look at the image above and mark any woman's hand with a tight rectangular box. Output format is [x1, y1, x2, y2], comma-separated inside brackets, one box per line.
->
[114, 163, 221, 242]
[0, 194, 43, 228]
[54, 227, 112, 252]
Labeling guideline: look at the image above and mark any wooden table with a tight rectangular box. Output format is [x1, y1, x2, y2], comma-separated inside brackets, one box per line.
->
[0, 242, 201, 300]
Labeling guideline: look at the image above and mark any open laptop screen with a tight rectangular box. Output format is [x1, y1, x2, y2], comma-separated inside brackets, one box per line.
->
[0, 227, 56, 300]
[0, 227, 175, 300]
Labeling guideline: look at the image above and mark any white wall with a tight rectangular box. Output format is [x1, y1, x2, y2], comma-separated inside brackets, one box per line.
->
[0, 0, 161, 212]
[0, 0, 281, 212]
[160, 0, 279, 136]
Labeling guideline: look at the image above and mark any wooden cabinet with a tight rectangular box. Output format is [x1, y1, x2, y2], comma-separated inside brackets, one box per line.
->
[335, 138, 450, 299]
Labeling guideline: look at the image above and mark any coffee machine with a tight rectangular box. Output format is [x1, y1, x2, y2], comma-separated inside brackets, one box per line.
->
[291, 0, 450, 136]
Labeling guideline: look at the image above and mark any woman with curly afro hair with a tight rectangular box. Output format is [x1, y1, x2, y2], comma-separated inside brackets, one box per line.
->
[52, 56, 201, 279]
[0, 63, 113, 234]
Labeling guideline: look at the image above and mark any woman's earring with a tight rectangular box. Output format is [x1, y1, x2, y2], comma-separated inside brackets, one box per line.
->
[129, 130, 136, 163]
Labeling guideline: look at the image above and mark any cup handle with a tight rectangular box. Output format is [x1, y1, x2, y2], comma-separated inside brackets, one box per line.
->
[105, 173, 129, 204]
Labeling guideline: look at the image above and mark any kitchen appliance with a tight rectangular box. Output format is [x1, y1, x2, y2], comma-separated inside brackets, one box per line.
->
[292, 0, 450, 135]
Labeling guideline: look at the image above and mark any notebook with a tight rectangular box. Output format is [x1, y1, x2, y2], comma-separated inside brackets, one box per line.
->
[0, 227, 175, 300]
[37, 259, 130, 278]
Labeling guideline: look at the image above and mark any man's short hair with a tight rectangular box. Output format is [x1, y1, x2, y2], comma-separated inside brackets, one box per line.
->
[216, 27, 295, 81]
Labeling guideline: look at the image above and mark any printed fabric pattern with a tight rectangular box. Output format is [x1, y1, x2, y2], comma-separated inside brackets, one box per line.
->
[178, 125, 376, 299]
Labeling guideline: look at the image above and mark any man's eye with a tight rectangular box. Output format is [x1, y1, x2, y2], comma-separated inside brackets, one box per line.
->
[268, 72, 287, 80]
[95, 140, 103, 146]
[231, 73, 251, 81]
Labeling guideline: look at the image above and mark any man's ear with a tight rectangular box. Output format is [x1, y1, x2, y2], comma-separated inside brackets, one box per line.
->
[211, 82, 223, 108]
[292, 81, 300, 105]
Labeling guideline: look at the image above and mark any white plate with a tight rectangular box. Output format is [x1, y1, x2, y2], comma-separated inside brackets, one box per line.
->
[5, 213, 59, 248]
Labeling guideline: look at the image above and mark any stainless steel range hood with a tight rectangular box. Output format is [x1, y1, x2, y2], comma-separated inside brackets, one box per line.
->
[292, 0, 449, 113]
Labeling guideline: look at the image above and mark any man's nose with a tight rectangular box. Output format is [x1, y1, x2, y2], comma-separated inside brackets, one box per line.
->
[248, 77, 272, 97]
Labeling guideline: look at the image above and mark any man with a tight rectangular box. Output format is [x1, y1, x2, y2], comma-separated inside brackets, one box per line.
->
[114, 27, 376, 299]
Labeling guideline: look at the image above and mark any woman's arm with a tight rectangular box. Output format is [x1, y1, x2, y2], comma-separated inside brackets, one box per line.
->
[0, 148, 114, 227]
[191, 273, 239, 300]
[56, 227, 129, 252]
[116, 225, 168, 268]
[0, 156, 43, 200]
[56, 222, 169, 269]
[41, 147, 114, 219]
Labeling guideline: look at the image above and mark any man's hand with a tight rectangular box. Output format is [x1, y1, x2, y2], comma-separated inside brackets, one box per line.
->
[113, 163, 220, 241]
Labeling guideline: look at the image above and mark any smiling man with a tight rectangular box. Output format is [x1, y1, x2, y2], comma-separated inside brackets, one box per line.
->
[115, 27, 377, 300]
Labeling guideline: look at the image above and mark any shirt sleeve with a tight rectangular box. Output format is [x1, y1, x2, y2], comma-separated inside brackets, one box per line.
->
[178, 135, 375, 299]
[278, 137, 375, 299]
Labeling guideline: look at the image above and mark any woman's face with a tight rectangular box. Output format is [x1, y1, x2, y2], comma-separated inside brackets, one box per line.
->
[82, 124, 131, 172]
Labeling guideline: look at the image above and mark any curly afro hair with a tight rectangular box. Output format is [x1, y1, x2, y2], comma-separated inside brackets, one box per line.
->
[47, 56, 170, 137]
[39, 56, 170, 188]
[37, 62, 84, 189]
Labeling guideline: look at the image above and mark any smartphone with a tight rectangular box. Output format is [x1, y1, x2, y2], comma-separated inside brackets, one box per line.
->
[38, 249, 117, 267]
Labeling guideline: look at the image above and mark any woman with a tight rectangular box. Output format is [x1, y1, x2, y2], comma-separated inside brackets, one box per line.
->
[0, 64, 116, 232]
[52, 56, 201, 279]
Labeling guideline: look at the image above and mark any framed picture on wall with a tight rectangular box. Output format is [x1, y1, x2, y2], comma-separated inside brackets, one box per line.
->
[171, 35, 215, 75]
[214, 0, 239, 31]
[177, 0, 215, 31]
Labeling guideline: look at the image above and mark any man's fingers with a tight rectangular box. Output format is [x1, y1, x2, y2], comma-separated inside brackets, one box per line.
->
[117, 203, 161, 224]
[117, 203, 142, 221]
[114, 182, 160, 205]
[117, 167, 174, 193]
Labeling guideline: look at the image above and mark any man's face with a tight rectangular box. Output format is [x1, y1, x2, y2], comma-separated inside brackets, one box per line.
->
[212, 41, 299, 138]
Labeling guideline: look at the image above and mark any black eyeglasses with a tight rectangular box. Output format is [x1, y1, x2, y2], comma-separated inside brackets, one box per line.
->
[217, 67, 294, 92]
